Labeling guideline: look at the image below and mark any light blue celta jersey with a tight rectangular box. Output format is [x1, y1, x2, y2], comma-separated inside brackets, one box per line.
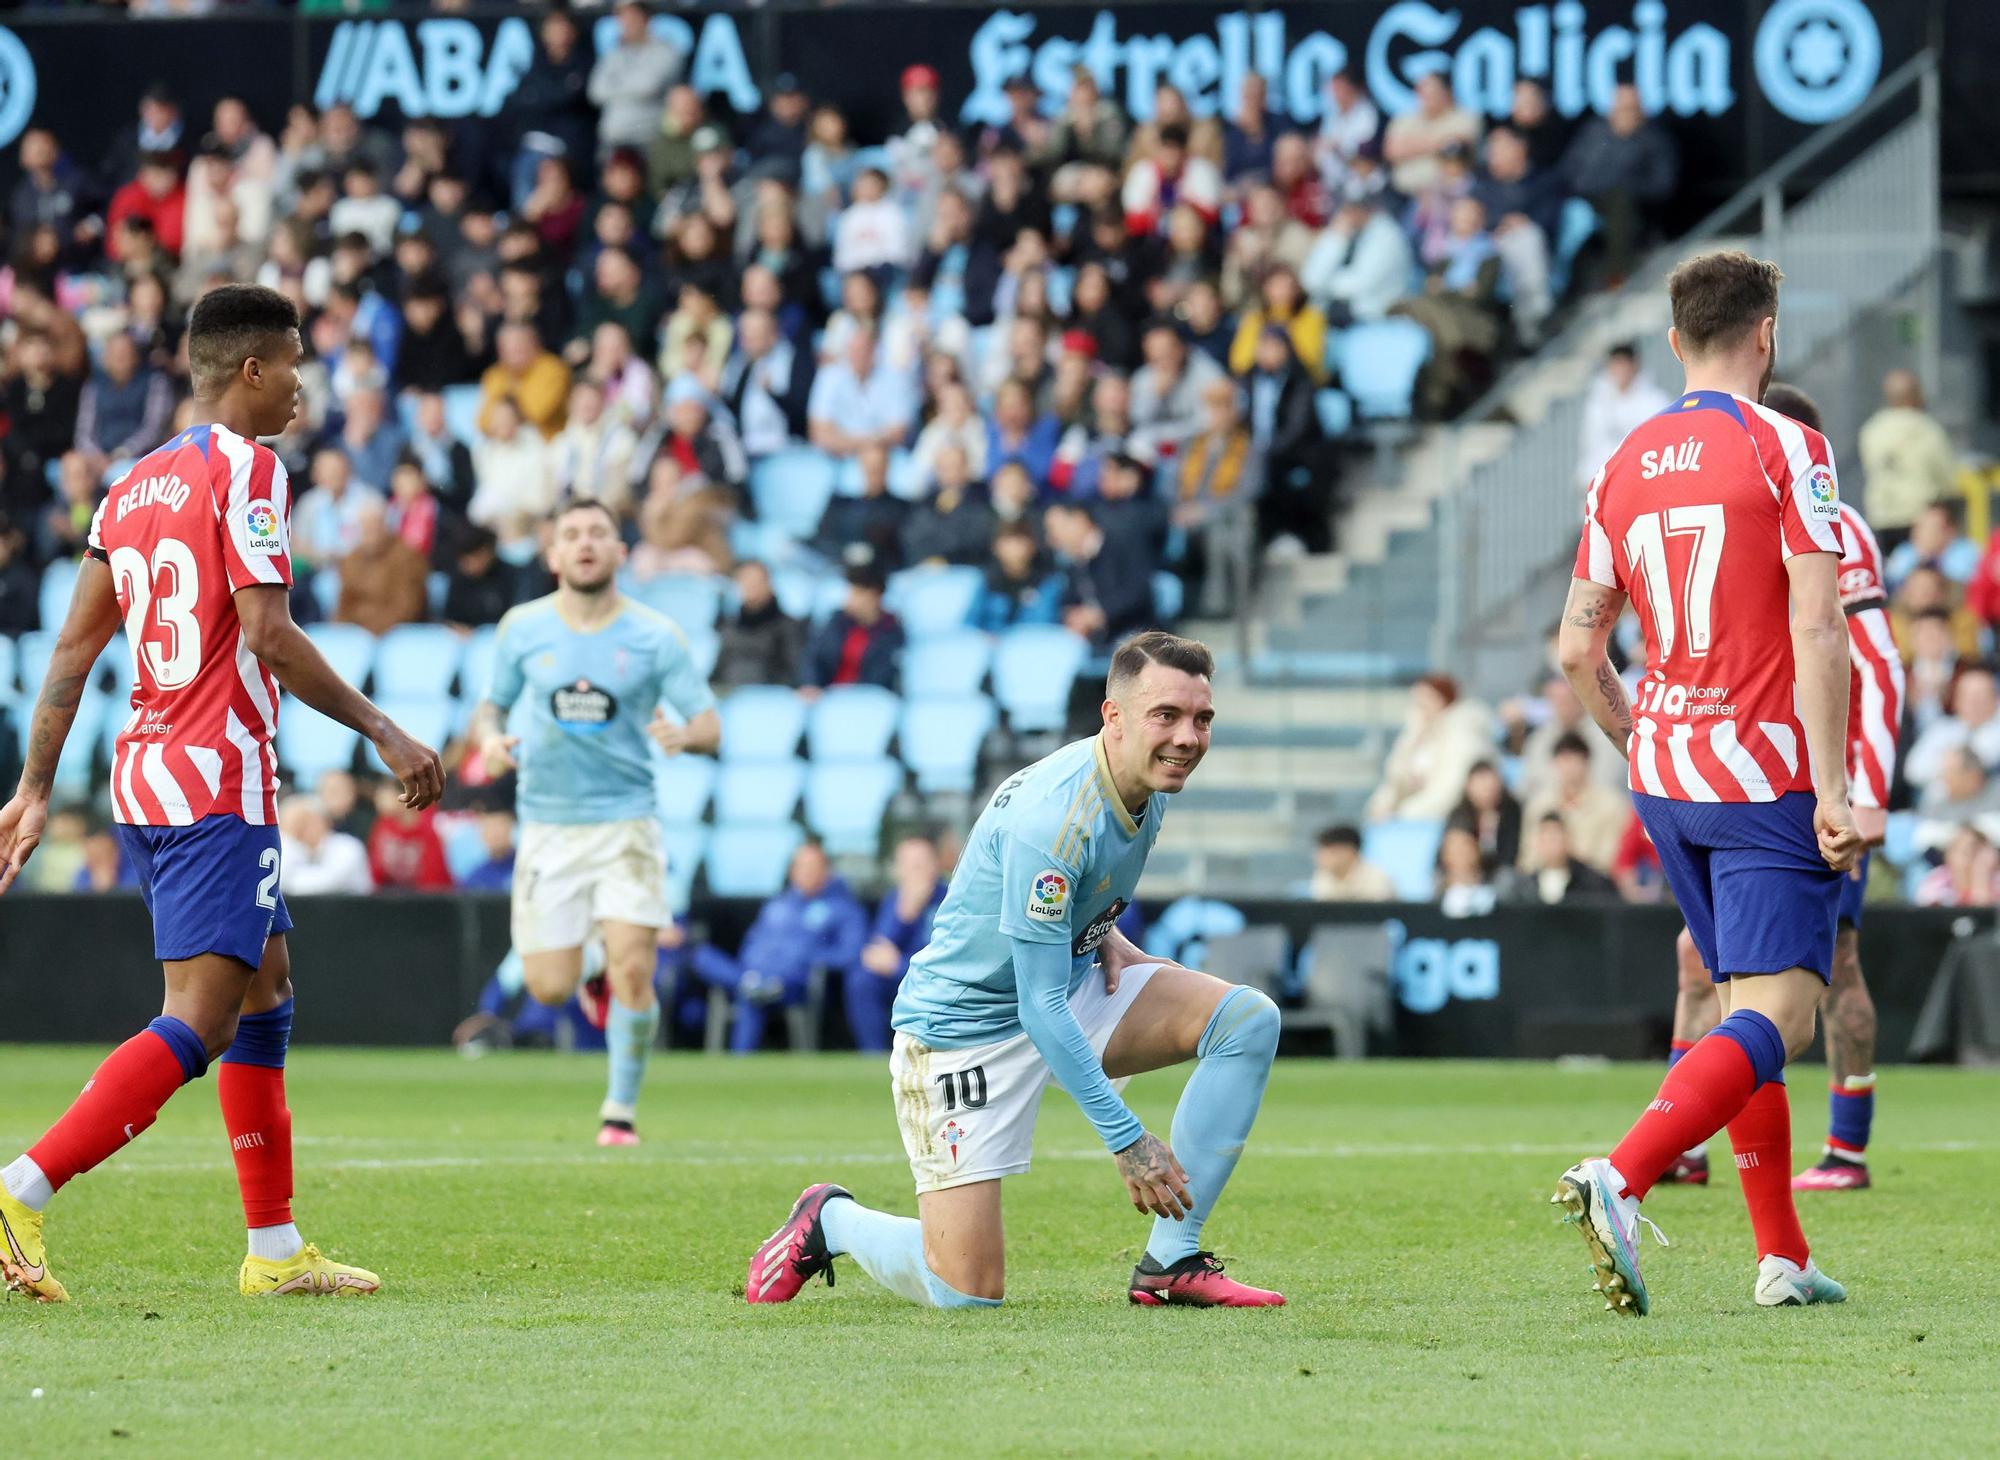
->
[895, 735, 1165, 1047]
[485, 595, 716, 826]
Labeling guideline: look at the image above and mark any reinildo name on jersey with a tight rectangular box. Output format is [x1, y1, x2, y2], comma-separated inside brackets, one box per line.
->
[114, 473, 194, 519]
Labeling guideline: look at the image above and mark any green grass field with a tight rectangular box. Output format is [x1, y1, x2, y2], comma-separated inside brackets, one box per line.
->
[2, 1049, 1996, 1458]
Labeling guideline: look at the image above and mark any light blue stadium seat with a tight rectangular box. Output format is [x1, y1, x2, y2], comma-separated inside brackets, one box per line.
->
[899, 695, 994, 793]
[93, 633, 130, 691]
[749, 447, 841, 539]
[770, 565, 825, 622]
[715, 757, 807, 822]
[1339, 320, 1433, 420]
[442, 818, 490, 884]
[38, 557, 79, 634]
[705, 822, 804, 897]
[16, 630, 54, 695]
[99, 695, 133, 764]
[1881, 810, 1918, 871]
[719, 685, 807, 760]
[460, 626, 498, 699]
[682, 626, 720, 680]
[887, 448, 926, 502]
[1551, 198, 1601, 298]
[806, 685, 900, 761]
[804, 756, 903, 856]
[655, 754, 718, 820]
[0, 635, 16, 693]
[1314, 388, 1355, 437]
[309, 569, 342, 621]
[1150, 896, 1247, 970]
[626, 572, 724, 630]
[1152, 571, 1183, 623]
[364, 695, 453, 775]
[441, 384, 483, 443]
[888, 565, 984, 639]
[1363, 818, 1445, 901]
[373, 624, 462, 699]
[993, 625, 1088, 732]
[660, 821, 709, 912]
[902, 630, 991, 698]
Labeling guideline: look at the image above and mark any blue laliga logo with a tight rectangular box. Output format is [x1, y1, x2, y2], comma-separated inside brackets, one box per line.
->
[1754, 0, 1881, 124]
[0, 26, 37, 151]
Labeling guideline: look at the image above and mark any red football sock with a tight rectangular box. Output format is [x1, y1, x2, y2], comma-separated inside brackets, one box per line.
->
[218, 1064, 294, 1228]
[27, 1026, 198, 1191]
[1609, 1035, 1760, 1201]
[1727, 1081, 1809, 1265]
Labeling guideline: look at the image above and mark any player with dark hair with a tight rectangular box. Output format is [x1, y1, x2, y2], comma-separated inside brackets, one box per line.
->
[748, 630, 1288, 1309]
[1659, 382, 1903, 1192]
[1553, 250, 1860, 1315]
[0, 284, 445, 1302]
[468, 497, 721, 1146]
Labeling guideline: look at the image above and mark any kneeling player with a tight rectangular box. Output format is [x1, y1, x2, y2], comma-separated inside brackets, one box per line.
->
[746, 633, 1285, 1308]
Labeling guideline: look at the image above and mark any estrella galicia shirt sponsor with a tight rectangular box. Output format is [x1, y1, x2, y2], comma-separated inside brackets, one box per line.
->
[485, 595, 715, 826]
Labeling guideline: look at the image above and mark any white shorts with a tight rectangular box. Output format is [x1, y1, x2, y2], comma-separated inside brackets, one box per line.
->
[511, 818, 670, 956]
[890, 963, 1160, 1194]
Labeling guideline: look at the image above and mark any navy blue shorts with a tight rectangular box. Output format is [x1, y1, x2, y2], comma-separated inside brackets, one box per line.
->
[116, 815, 293, 969]
[1838, 849, 1870, 930]
[1633, 791, 1841, 984]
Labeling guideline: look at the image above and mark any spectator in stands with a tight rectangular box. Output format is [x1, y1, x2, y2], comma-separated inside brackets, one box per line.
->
[1123, 122, 1221, 237]
[1887, 500, 1980, 591]
[1230, 264, 1328, 385]
[331, 163, 400, 256]
[660, 280, 733, 387]
[803, 561, 905, 693]
[368, 781, 454, 891]
[394, 272, 476, 394]
[809, 327, 916, 460]
[694, 839, 869, 1054]
[1859, 369, 1959, 554]
[1031, 67, 1127, 198]
[0, 518, 38, 636]
[1310, 824, 1395, 901]
[834, 167, 913, 279]
[1915, 746, 2000, 854]
[1130, 318, 1225, 462]
[1435, 823, 1498, 918]
[1904, 607, 1960, 735]
[985, 377, 1062, 491]
[1472, 126, 1559, 337]
[478, 322, 570, 440]
[1221, 185, 1314, 311]
[385, 457, 441, 565]
[336, 385, 405, 495]
[1366, 673, 1495, 822]
[453, 807, 516, 894]
[37, 452, 101, 565]
[1384, 72, 1481, 198]
[1245, 327, 1332, 553]
[582, 322, 659, 435]
[293, 446, 385, 571]
[969, 519, 1064, 633]
[848, 833, 947, 1054]
[1221, 73, 1284, 188]
[1916, 824, 2000, 908]
[1513, 672, 1628, 796]
[1510, 79, 1570, 176]
[552, 378, 640, 515]
[442, 527, 514, 630]
[721, 308, 813, 458]
[901, 443, 994, 568]
[1521, 731, 1630, 873]
[404, 389, 477, 519]
[1450, 760, 1522, 870]
[1895, 563, 1982, 658]
[1503, 813, 1617, 905]
[278, 794, 374, 896]
[508, 8, 595, 205]
[1576, 342, 1670, 486]
[468, 398, 557, 549]
[632, 455, 734, 577]
[813, 443, 908, 571]
[10, 127, 91, 246]
[105, 152, 186, 263]
[715, 559, 804, 692]
[1173, 278, 1235, 369]
[3, 331, 82, 490]
[74, 823, 138, 893]
[746, 73, 811, 171]
[1315, 71, 1381, 198]
[910, 379, 989, 490]
[1560, 83, 1677, 282]
[1907, 663, 2000, 787]
[1611, 812, 1666, 903]
[334, 499, 429, 636]
[73, 333, 173, 472]
[1070, 264, 1140, 372]
[1301, 191, 1413, 326]
[1393, 196, 1506, 416]
[568, 247, 665, 372]
[1175, 377, 1261, 614]
[1045, 499, 1157, 647]
[589, 0, 680, 157]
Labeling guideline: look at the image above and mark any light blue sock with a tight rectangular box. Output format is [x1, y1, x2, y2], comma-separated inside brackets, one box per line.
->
[1146, 986, 1281, 1267]
[821, 1196, 1002, 1308]
[602, 998, 660, 1119]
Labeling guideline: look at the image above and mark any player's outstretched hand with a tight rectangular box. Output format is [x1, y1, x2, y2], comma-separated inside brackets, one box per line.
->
[646, 707, 690, 756]
[478, 733, 521, 779]
[0, 794, 48, 895]
[1116, 1131, 1192, 1220]
[1815, 794, 1864, 874]
[378, 726, 446, 810]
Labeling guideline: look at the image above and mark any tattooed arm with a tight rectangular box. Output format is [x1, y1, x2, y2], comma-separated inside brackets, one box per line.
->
[0, 556, 122, 892]
[1556, 577, 1634, 755]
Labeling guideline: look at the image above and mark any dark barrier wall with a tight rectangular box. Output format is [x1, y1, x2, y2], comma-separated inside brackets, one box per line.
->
[2, 894, 1984, 1059]
[3, 1, 1986, 209]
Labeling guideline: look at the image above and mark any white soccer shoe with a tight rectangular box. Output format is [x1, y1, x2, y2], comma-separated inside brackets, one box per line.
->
[1551, 1158, 1668, 1317]
[1754, 1255, 1847, 1307]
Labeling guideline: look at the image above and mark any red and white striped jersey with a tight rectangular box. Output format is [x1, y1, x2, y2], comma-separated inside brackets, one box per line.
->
[1575, 390, 1842, 803]
[1836, 501, 1904, 808]
[87, 423, 292, 826]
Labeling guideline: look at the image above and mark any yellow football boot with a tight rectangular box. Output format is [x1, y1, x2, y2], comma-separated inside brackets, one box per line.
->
[0, 1187, 66, 1303]
[240, 1243, 381, 1297]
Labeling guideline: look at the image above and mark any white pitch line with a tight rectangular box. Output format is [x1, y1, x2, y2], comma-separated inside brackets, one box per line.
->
[83, 1138, 2000, 1178]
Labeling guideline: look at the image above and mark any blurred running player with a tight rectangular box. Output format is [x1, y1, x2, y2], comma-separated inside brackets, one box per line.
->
[0, 285, 444, 1302]
[747, 632, 1286, 1310]
[1658, 382, 1901, 1192]
[469, 499, 719, 1147]
[1552, 251, 1860, 1315]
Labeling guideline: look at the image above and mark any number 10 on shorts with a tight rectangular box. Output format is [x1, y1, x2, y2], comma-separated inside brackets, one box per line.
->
[935, 1067, 988, 1112]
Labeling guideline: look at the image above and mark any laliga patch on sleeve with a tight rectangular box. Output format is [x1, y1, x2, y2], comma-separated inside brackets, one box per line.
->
[1803, 464, 1839, 521]
[1026, 869, 1069, 922]
[242, 501, 284, 555]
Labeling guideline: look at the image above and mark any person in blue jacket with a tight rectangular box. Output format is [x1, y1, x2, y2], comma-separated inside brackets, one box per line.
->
[695, 838, 869, 1053]
[847, 834, 948, 1053]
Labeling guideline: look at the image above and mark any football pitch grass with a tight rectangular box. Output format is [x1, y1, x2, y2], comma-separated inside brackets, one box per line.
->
[3, 1049, 1996, 1458]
